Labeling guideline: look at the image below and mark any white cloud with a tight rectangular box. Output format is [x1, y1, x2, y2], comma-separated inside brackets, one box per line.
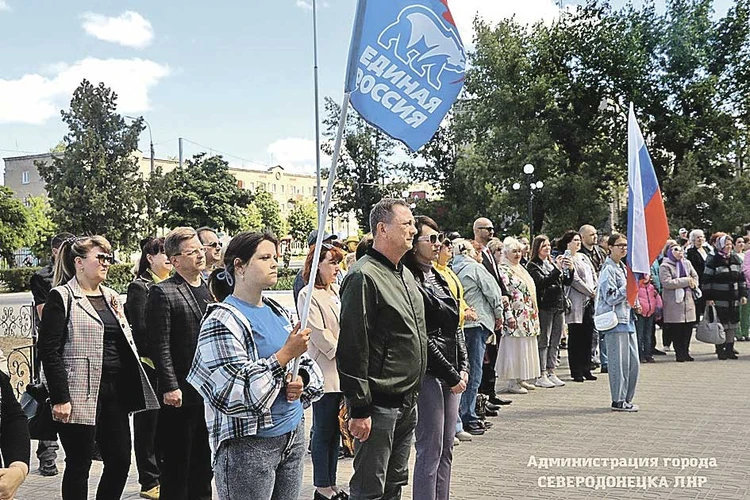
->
[0, 1, 10, 12]
[0, 58, 170, 125]
[81, 11, 154, 48]
[294, 0, 330, 11]
[450, 0, 561, 45]
[268, 138, 332, 174]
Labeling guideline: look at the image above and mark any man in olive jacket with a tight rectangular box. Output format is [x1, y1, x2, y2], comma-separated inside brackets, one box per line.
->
[338, 198, 428, 500]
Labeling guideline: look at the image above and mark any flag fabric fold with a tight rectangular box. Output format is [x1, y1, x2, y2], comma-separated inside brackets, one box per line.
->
[344, 0, 466, 151]
[626, 103, 670, 306]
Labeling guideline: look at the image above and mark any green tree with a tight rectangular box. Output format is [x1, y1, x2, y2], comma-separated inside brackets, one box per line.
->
[37, 79, 148, 250]
[323, 97, 409, 232]
[0, 186, 31, 265]
[158, 153, 253, 233]
[254, 188, 286, 237]
[23, 196, 58, 261]
[239, 204, 264, 232]
[287, 202, 318, 242]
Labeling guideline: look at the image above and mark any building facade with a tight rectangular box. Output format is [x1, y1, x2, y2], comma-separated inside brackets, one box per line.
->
[2, 151, 358, 237]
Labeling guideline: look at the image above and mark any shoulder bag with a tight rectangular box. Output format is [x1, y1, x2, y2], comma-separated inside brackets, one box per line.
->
[695, 304, 725, 344]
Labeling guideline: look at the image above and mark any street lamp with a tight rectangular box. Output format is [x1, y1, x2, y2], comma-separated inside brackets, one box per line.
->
[125, 115, 155, 175]
[513, 164, 543, 235]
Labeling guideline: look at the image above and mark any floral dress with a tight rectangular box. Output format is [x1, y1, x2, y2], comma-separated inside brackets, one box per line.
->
[501, 264, 540, 338]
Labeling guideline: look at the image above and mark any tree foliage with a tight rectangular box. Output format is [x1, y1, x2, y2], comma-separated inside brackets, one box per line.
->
[0, 186, 31, 265]
[37, 79, 148, 250]
[287, 202, 318, 243]
[323, 97, 409, 232]
[158, 153, 253, 233]
[253, 188, 287, 237]
[23, 196, 58, 261]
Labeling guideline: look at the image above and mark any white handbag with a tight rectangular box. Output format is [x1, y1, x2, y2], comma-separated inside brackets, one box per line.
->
[593, 301, 618, 331]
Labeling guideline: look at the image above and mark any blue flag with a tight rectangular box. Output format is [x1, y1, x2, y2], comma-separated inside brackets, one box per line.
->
[344, 0, 466, 151]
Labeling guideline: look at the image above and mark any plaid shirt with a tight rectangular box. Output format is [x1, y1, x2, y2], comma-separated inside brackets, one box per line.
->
[187, 299, 324, 457]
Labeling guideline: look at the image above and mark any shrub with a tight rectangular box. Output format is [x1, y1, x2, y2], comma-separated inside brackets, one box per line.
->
[105, 264, 135, 294]
[0, 267, 42, 292]
[270, 276, 295, 291]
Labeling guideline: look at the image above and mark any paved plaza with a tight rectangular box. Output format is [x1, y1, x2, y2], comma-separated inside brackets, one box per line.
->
[18, 333, 750, 500]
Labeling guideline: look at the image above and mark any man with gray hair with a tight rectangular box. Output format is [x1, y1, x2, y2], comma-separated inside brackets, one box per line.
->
[579, 224, 607, 372]
[338, 198, 428, 499]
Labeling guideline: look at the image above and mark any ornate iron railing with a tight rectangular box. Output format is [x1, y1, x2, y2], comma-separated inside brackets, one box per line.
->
[0, 304, 34, 338]
[7, 346, 33, 400]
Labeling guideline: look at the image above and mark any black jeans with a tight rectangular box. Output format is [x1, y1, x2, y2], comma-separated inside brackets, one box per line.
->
[56, 376, 131, 500]
[479, 341, 498, 397]
[133, 365, 160, 490]
[158, 404, 213, 500]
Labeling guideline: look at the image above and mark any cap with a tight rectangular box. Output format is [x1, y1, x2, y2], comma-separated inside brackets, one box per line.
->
[307, 229, 337, 247]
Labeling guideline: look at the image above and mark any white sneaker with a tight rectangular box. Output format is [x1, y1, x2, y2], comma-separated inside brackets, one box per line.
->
[548, 373, 566, 386]
[535, 374, 556, 388]
[455, 431, 473, 442]
[519, 380, 536, 390]
[454, 436, 460, 446]
[503, 381, 528, 394]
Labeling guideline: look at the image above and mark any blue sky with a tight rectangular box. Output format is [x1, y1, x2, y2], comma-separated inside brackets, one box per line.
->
[0, 0, 735, 183]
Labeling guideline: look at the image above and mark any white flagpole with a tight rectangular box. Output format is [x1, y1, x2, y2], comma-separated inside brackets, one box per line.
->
[292, 93, 351, 378]
[313, 0, 323, 216]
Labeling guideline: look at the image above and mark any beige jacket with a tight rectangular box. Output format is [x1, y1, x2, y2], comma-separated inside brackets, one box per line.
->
[298, 285, 341, 393]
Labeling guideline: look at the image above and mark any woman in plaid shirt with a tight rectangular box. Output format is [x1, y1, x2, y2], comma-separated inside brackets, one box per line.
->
[188, 232, 324, 500]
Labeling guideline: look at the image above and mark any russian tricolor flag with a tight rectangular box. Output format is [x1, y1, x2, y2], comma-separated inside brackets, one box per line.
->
[626, 103, 669, 306]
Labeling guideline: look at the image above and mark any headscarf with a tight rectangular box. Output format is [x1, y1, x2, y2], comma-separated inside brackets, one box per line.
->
[667, 247, 686, 278]
[714, 234, 730, 258]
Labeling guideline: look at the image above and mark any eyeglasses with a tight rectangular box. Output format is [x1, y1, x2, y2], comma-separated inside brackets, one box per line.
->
[442, 240, 453, 248]
[95, 253, 115, 266]
[417, 233, 444, 244]
[477, 226, 495, 233]
[204, 241, 222, 249]
[613, 243, 628, 249]
[179, 248, 206, 258]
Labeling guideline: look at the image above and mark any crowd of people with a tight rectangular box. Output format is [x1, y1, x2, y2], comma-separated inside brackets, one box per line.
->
[21, 201, 750, 500]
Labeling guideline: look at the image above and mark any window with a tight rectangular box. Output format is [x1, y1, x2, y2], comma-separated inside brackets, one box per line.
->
[237, 180, 245, 189]
[21, 171, 30, 184]
[281, 185, 285, 194]
[272, 184, 277, 193]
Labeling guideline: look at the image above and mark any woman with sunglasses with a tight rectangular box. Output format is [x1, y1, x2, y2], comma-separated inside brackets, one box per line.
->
[595, 234, 641, 412]
[297, 243, 348, 500]
[38, 236, 159, 500]
[124, 237, 171, 500]
[403, 216, 468, 500]
[659, 243, 699, 362]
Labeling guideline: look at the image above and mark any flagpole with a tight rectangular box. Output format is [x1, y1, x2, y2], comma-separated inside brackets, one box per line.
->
[292, 93, 351, 378]
[313, 0, 323, 217]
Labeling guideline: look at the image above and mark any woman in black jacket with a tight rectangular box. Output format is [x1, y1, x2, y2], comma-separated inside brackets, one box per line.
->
[404, 216, 468, 500]
[703, 233, 747, 360]
[0, 370, 30, 500]
[527, 235, 574, 388]
[124, 237, 171, 500]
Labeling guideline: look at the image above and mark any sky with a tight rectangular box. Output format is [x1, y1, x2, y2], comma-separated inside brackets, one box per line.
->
[0, 0, 735, 184]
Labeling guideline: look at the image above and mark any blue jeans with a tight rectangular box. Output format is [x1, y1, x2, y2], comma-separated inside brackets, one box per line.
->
[459, 326, 491, 425]
[214, 419, 305, 500]
[635, 315, 654, 359]
[311, 393, 342, 488]
[599, 331, 608, 368]
[604, 331, 639, 403]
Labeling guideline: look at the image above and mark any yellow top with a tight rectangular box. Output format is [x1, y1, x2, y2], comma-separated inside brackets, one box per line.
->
[434, 262, 468, 328]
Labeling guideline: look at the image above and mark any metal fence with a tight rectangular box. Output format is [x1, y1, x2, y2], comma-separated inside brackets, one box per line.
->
[0, 302, 35, 399]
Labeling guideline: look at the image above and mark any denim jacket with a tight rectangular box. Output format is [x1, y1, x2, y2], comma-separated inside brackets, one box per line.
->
[595, 257, 632, 326]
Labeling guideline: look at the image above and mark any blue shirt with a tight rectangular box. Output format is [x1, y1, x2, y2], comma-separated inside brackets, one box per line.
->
[224, 295, 303, 437]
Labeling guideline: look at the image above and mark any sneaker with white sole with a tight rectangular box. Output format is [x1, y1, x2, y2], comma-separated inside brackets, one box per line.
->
[611, 401, 639, 412]
[534, 374, 556, 388]
[455, 431, 473, 442]
[519, 380, 536, 390]
[454, 436, 460, 446]
[547, 373, 566, 386]
[503, 382, 528, 394]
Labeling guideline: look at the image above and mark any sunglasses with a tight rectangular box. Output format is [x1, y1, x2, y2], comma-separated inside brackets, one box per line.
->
[478, 226, 495, 232]
[417, 233, 444, 244]
[204, 241, 223, 249]
[95, 253, 116, 266]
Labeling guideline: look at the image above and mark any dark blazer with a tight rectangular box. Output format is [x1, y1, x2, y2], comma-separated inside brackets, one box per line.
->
[480, 248, 509, 296]
[527, 258, 574, 311]
[125, 274, 155, 357]
[145, 273, 212, 407]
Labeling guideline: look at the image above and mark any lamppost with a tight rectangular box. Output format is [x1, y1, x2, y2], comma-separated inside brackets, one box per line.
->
[125, 115, 155, 175]
[513, 163, 544, 235]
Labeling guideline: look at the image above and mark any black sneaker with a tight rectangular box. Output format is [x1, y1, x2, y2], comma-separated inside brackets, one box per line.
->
[38, 462, 58, 476]
[611, 401, 639, 412]
[652, 348, 667, 356]
[464, 421, 485, 435]
[489, 396, 512, 405]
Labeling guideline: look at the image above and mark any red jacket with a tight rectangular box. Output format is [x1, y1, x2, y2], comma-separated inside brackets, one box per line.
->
[637, 281, 663, 318]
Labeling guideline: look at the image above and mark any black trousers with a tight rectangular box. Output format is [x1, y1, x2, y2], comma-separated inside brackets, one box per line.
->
[568, 307, 594, 377]
[56, 376, 131, 500]
[134, 365, 160, 490]
[665, 323, 693, 361]
[158, 404, 213, 500]
[479, 341, 499, 397]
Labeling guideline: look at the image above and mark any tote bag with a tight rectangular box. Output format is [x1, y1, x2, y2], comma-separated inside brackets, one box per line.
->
[695, 305, 726, 344]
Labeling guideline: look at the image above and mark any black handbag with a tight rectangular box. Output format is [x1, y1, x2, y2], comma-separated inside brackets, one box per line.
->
[20, 383, 57, 441]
